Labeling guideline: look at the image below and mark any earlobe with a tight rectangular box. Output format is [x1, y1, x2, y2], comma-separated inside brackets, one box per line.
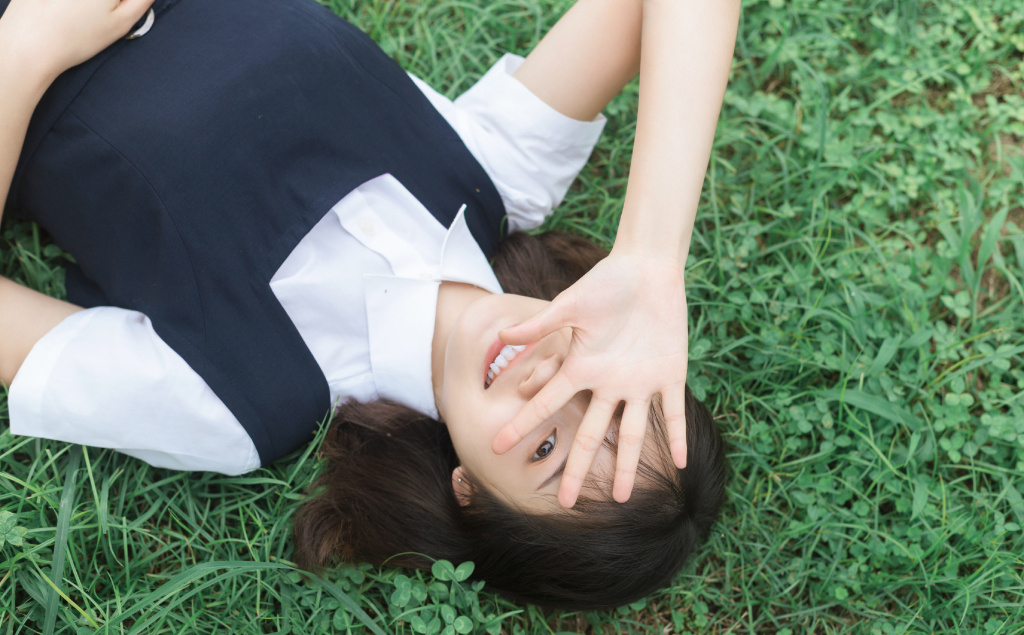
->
[451, 466, 473, 506]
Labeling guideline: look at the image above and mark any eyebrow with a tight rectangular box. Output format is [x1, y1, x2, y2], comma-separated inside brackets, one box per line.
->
[536, 453, 569, 492]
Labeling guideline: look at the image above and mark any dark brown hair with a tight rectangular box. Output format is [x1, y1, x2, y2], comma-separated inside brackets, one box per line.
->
[292, 231, 727, 610]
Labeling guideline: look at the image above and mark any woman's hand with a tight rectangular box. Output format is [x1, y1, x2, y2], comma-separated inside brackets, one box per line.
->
[0, 0, 154, 83]
[492, 0, 738, 509]
[492, 250, 689, 508]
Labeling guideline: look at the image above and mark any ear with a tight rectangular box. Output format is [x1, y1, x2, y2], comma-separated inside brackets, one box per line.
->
[451, 466, 473, 507]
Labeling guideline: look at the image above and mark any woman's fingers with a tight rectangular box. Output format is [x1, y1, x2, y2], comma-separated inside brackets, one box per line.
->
[499, 292, 575, 347]
[557, 396, 618, 508]
[494, 254, 691, 505]
[663, 381, 688, 469]
[491, 369, 578, 454]
[611, 399, 649, 503]
[114, 0, 156, 32]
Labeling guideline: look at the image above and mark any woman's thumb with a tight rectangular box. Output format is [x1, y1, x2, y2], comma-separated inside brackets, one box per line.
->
[117, 0, 157, 27]
[499, 296, 574, 345]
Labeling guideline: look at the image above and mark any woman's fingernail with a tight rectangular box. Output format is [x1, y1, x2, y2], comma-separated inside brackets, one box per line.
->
[672, 439, 688, 468]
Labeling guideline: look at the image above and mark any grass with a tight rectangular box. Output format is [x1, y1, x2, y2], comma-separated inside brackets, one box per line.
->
[2, 0, 1023, 632]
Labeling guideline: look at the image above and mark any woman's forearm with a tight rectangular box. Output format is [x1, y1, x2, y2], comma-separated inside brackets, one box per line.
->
[0, 35, 55, 227]
[614, 0, 740, 261]
[513, 0, 642, 123]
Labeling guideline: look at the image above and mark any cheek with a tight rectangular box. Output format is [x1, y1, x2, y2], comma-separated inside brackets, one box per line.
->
[443, 309, 490, 392]
[465, 398, 520, 434]
[444, 395, 522, 452]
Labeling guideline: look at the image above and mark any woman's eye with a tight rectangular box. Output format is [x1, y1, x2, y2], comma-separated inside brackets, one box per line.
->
[532, 432, 556, 461]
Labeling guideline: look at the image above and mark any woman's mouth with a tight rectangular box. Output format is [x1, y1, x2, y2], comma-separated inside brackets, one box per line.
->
[484, 343, 526, 389]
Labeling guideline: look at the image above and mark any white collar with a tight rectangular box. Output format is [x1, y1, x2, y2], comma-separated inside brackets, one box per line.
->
[351, 202, 502, 419]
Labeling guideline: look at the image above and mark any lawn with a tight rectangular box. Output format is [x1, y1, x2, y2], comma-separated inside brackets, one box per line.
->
[2, 0, 1023, 633]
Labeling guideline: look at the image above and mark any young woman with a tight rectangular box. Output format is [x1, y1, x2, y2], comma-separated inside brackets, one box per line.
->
[0, 0, 735, 610]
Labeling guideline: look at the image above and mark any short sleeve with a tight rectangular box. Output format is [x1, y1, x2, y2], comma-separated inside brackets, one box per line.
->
[8, 307, 261, 475]
[409, 54, 606, 232]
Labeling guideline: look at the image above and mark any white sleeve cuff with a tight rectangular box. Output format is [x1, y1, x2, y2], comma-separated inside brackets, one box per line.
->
[8, 307, 260, 475]
[449, 54, 607, 231]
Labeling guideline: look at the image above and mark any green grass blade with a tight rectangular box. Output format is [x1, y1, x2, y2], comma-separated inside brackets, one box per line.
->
[95, 561, 387, 635]
[820, 388, 922, 429]
[43, 446, 82, 635]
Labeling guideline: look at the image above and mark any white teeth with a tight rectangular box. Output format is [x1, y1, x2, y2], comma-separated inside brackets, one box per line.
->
[485, 344, 527, 388]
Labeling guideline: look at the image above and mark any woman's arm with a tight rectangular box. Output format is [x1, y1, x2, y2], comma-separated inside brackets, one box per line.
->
[7, 305, 261, 475]
[0, 27, 52, 228]
[0, 278, 81, 385]
[511, 0, 642, 123]
[618, 0, 740, 259]
[495, 0, 741, 507]
[0, 15, 75, 384]
[0, 0, 154, 383]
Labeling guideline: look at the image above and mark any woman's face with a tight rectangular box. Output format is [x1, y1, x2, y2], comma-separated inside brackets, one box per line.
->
[435, 292, 615, 510]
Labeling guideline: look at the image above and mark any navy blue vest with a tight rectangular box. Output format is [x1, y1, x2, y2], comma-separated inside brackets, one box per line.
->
[4, 0, 506, 465]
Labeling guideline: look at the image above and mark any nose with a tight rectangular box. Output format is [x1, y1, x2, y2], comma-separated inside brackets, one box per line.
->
[517, 353, 563, 400]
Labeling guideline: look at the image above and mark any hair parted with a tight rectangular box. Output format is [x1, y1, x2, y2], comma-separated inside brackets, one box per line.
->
[292, 230, 728, 610]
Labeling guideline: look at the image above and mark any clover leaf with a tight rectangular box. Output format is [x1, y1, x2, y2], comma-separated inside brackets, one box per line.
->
[0, 510, 27, 549]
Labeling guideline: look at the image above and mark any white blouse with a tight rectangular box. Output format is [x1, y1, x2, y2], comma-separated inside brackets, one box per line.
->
[7, 54, 606, 475]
